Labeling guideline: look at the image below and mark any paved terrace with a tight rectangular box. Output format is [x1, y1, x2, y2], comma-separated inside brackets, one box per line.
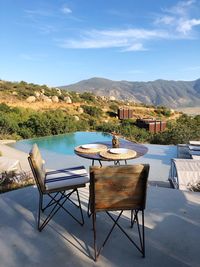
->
[0, 143, 200, 267]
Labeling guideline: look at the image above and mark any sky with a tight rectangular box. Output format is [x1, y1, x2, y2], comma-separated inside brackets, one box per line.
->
[1, 0, 200, 86]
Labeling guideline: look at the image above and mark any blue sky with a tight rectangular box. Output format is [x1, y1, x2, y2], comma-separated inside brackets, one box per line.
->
[1, 0, 200, 86]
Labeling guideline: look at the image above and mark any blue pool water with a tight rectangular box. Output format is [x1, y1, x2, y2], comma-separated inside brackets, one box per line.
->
[10, 132, 112, 155]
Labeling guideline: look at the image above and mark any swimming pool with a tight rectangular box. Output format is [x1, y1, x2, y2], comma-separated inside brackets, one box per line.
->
[10, 132, 112, 155]
[9, 131, 177, 182]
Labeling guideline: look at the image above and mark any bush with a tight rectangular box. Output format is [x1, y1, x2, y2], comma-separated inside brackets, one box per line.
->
[109, 103, 118, 112]
[150, 114, 200, 144]
[81, 105, 103, 117]
[80, 92, 96, 103]
[0, 103, 11, 112]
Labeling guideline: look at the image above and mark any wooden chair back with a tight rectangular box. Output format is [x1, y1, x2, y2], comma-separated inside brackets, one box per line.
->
[90, 164, 149, 212]
[28, 144, 46, 193]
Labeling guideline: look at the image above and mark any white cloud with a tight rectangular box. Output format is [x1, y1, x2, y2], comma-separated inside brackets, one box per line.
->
[177, 18, 200, 34]
[96, 29, 168, 39]
[59, 0, 200, 52]
[155, 15, 175, 25]
[59, 28, 169, 51]
[61, 6, 72, 14]
[155, 0, 200, 36]
[60, 37, 127, 49]
[164, 0, 195, 16]
[122, 43, 147, 52]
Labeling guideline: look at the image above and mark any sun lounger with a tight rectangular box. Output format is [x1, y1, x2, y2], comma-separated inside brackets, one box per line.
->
[189, 141, 200, 146]
[188, 148, 200, 159]
[188, 145, 200, 151]
[169, 159, 200, 190]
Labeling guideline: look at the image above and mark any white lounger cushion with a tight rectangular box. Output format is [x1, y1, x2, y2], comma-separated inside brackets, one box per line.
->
[189, 145, 200, 151]
[169, 159, 200, 190]
[189, 150, 200, 159]
[189, 141, 200, 146]
[45, 166, 89, 190]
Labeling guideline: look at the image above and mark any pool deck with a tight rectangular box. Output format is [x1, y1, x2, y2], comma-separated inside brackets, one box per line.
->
[0, 142, 178, 187]
[0, 183, 200, 267]
[0, 142, 200, 267]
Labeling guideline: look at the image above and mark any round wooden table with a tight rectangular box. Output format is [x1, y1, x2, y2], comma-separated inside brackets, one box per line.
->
[74, 139, 148, 166]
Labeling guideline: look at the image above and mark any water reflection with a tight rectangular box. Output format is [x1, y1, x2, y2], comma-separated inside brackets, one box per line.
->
[10, 132, 112, 155]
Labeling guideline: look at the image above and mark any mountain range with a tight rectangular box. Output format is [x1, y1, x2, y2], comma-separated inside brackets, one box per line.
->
[60, 77, 200, 108]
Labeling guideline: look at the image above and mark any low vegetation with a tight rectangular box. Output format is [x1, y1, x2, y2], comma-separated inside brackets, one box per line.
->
[0, 171, 34, 193]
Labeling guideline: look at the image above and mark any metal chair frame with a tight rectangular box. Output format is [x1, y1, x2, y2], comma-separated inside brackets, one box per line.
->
[92, 209, 145, 261]
[28, 156, 86, 232]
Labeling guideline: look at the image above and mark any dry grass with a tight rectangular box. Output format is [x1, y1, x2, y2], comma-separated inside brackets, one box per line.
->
[0, 98, 80, 111]
[176, 107, 200, 115]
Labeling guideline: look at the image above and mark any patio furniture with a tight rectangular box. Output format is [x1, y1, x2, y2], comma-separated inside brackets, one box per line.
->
[169, 158, 200, 190]
[0, 156, 21, 184]
[28, 143, 89, 231]
[188, 144, 200, 159]
[189, 140, 200, 146]
[89, 164, 150, 261]
[74, 139, 148, 166]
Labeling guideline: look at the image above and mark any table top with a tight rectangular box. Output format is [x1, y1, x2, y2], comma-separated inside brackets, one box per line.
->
[74, 139, 148, 162]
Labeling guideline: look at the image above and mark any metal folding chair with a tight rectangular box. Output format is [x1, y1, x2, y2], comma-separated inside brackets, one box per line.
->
[90, 164, 149, 261]
[28, 144, 89, 231]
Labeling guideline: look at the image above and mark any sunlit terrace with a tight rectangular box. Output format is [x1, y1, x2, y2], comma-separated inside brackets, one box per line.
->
[0, 141, 200, 267]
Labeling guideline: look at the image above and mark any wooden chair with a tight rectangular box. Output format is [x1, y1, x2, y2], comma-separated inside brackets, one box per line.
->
[90, 164, 149, 261]
[28, 144, 89, 231]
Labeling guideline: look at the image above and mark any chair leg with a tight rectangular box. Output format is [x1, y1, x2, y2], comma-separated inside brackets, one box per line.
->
[131, 209, 134, 227]
[37, 193, 43, 231]
[38, 192, 68, 231]
[131, 210, 138, 228]
[87, 185, 92, 217]
[38, 189, 85, 231]
[132, 209, 145, 257]
[92, 212, 97, 261]
[142, 210, 145, 257]
[76, 189, 84, 225]
[108, 210, 145, 256]
[42, 192, 60, 212]
[87, 197, 91, 217]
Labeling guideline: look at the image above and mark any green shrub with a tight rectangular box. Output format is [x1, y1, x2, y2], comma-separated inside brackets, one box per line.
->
[80, 92, 96, 103]
[81, 105, 103, 117]
[109, 103, 118, 112]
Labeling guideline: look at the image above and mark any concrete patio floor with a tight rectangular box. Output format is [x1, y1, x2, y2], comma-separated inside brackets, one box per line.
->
[0, 184, 199, 267]
[0, 142, 200, 266]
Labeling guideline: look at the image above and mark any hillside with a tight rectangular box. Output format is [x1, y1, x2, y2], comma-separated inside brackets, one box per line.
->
[60, 77, 200, 108]
[1, 80, 200, 146]
[0, 80, 176, 119]
[0, 80, 180, 132]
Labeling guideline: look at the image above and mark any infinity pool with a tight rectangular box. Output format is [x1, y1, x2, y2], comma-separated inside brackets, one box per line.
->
[9, 131, 177, 182]
[10, 132, 112, 155]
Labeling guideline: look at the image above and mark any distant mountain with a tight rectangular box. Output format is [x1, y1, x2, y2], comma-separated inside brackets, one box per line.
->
[60, 77, 200, 108]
